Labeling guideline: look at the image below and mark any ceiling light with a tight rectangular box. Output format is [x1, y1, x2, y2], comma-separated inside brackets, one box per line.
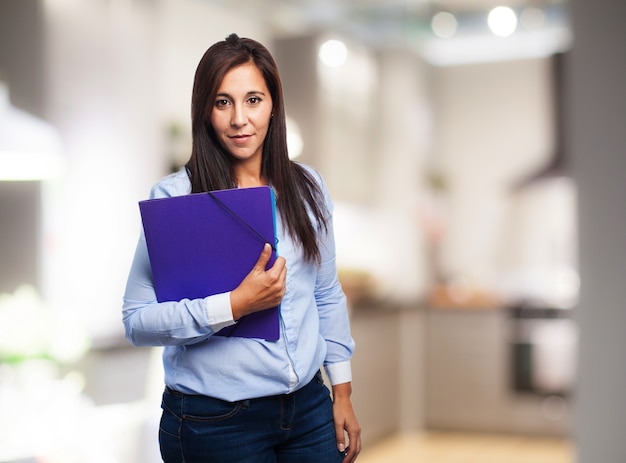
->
[318, 39, 348, 68]
[488, 6, 518, 37]
[431, 12, 458, 39]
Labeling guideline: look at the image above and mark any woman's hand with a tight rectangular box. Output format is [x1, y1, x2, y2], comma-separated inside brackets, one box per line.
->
[230, 243, 287, 320]
[332, 382, 362, 462]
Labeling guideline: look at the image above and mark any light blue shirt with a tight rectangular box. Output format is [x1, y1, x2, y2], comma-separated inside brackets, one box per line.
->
[122, 166, 354, 401]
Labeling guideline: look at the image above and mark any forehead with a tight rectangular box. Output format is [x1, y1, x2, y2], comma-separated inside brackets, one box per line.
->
[218, 63, 269, 94]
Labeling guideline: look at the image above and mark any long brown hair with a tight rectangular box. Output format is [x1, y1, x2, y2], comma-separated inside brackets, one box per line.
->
[186, 33, 327, 264]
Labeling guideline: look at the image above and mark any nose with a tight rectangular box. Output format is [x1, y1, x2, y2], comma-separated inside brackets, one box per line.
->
[231, 103, 248, 127]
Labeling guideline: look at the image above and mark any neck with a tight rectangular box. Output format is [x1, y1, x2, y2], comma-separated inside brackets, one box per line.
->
[236, 174, 267, 188]
[233, 159, 265, 188]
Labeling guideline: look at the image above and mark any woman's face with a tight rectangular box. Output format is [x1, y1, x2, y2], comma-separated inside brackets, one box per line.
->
[210, 63, 273, 166]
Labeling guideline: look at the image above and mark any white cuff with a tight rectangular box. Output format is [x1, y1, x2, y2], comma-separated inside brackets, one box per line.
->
[205, 292, 236, 333]
[324, 360, 352, 386]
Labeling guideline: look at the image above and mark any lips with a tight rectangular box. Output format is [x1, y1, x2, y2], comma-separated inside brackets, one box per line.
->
[229, 134, 251, 145]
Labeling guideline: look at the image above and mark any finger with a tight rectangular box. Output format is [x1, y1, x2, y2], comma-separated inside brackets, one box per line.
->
[273, 255, 287, 270]
[348, 428, 361, 453]
[335, 423, 346, 455]
[253, 243, 272, 271]
[340, 426, 360, 462]
[267, 256, 287, 279]
[277, 257, 287, 279]
[345, 445, 360, 463]
[344, 442, 359, 462]
[341, 447, 357, 463]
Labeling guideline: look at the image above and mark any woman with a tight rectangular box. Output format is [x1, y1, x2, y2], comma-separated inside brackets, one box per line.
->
[123, 33, 361, 462]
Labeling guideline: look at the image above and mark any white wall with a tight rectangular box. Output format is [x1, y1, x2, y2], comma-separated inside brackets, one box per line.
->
[431, 57, 559, 298]
[42, 0, 163, 338]
[369, 48, 432, 301]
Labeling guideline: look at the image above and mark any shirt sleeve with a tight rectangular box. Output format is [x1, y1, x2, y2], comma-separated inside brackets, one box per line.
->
[312, 171, 356, 384]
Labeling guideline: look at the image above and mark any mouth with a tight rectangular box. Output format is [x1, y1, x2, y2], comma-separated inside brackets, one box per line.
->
[229, 134, 251, 144]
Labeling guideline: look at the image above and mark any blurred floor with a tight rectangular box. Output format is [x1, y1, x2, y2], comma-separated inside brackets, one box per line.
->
[358, 431, 573, 463]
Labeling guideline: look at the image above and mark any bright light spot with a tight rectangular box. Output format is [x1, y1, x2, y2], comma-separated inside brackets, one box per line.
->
[318, 39, 348, 68]
[431, 12, 458, 39]
[488, 6, 518, 37]
[286, 116, 303, 159]
[0, 150, 63, 181]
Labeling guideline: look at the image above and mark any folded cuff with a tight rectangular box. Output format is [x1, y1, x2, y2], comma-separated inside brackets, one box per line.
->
[205, 292, 237, 333]
[324, 360, 352, 386]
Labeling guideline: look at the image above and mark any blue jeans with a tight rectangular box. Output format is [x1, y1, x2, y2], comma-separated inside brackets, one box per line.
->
[159, 371, 344, 462]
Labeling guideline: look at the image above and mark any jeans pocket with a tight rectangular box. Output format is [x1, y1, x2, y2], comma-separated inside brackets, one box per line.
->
[160, 400, 182, 435]
[181, 396, 246, 422]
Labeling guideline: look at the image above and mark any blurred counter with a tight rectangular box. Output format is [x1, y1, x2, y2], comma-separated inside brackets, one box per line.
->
[423, 305, 574, 436]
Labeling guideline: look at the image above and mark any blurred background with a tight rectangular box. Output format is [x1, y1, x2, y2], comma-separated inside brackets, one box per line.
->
[0, 0, 624, 462]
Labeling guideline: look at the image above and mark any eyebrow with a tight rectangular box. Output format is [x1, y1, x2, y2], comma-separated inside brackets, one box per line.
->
[215, 90, 267, 98]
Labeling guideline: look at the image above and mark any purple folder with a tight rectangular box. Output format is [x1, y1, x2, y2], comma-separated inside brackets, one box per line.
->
[139, 186, 280, 341]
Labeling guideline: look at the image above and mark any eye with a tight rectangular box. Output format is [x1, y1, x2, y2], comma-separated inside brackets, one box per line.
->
[214, 98, 230, 108]
[248, 96, 261, 105]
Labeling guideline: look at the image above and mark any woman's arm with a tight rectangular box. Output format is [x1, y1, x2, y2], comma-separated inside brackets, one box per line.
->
[332, 382, 362, 463]
[122, 232, 235, 346]
[122, 236, 286, 347]
[310, 172, 361, 460]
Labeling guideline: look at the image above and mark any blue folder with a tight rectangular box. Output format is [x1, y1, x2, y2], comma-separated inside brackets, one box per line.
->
[139, 186, 280, 341]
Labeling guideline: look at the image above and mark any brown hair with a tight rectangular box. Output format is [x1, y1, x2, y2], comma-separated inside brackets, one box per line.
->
[186, 33, 327, 263]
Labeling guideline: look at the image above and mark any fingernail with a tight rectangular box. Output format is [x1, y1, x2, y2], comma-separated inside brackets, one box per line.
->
[337, 443, 345, 452]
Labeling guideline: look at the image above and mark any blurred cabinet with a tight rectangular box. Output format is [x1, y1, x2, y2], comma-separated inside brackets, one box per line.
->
[349, 305, 423, 445]
[424, 308, 571, 436]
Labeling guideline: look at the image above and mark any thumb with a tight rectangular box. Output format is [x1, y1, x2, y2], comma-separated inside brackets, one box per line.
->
[254, 243, 272, 271]
[335, 423, 347, 454]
